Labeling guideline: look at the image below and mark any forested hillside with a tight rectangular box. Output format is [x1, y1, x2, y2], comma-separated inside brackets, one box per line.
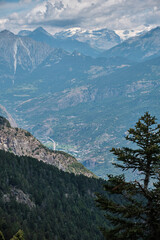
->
[0, 150, 106, 240]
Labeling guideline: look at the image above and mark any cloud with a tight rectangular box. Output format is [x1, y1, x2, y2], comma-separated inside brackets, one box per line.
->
[19, 0, 33, 3]
[0, 0, 160, 33]
[54, 1, 64, 10]
[39, 18, 83, 28]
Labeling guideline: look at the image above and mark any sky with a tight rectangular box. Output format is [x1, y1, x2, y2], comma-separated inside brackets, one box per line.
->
[0, 0, 160, 34]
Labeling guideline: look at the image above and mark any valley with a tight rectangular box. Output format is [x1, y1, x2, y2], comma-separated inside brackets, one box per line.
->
[0, 26, 160, 178]
[1, 1, 160, 239]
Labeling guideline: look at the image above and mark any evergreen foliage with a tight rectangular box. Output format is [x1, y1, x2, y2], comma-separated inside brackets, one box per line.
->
[96, 112, 160, 239]
[0, 150, 106, 240]
[0, 230, 24, 240]
[10, 230, 25, 240]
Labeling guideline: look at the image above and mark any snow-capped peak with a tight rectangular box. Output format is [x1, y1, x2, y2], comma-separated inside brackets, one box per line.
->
[115, 25, 157, 40]
[54, 27, 122, 50]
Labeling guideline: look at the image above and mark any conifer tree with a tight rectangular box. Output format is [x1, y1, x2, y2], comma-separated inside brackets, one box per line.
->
[96, 112, 160, 240]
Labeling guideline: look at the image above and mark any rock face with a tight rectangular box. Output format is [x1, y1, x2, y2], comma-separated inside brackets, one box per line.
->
[3, 187, 35, 209]
[0, 117, 95, 178]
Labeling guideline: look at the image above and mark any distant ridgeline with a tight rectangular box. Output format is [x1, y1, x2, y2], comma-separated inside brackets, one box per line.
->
[0, 150, 106, 240]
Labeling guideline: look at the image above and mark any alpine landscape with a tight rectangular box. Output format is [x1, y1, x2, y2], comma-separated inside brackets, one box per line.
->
[0, 1, 160, 239]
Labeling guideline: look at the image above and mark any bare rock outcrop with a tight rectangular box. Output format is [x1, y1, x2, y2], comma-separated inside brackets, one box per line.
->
[0, 116, 95, 177]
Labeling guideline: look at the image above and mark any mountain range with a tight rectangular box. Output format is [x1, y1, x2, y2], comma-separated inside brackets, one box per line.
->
[18, 27, 121, 56]
[53, 27, 122, 50]
[101, 27, 160, 61]
[0, 26, 160, 178]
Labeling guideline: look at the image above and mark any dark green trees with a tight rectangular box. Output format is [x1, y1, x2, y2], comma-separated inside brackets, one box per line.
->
[0, 230, 24, 240]
[0, 149, 107, 240]
[96, 112, 160, 240]
[10, 230, 25, 240]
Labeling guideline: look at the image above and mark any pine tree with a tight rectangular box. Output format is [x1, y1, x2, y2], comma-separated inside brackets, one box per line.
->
[96, 112, 160, 240]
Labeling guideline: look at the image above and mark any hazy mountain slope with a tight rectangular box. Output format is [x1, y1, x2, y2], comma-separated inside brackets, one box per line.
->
[101, 27, 160, 62]
[0, 149, 106, 240]
[1, 46, 132, 97]
[21, 27, 99, 57]
[18, 30, 32, 36]
[1, 27, 160, 178]
[17, 58, 160, 174]
[18, 27, 121, 56]
[27, 49, 132, 95]
[0, 30, 52, 88]
[21, 27, 53, 45]
[3, 56, 159, 178]
[0, 30, 52, 73]
[0, 116, 95, 177]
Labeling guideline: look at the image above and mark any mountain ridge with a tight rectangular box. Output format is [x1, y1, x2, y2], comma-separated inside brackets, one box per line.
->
[53, 27, 122, 51]
[0, 116, 95, 178]
[18, 27, 99, 57]
[101, 26, 160, 62]
[0, 29, 52, 79]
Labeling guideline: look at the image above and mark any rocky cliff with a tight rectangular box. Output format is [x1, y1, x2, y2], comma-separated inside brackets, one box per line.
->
[0, 116, 95, 178]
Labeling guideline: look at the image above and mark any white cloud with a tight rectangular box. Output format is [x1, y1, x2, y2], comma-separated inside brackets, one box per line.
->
[8, 12, 19, 20]
[0, 19, 8, 29]
[19, 0, 33, 3]
[0, 0, 160, 33]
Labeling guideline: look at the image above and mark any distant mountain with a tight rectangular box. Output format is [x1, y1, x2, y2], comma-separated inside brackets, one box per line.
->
[21, 27, 55, 46]
[101, 27, 160, 62]
[0, 28, 130, 91]
[0, 30, 52, 87]
[5, 55, 159, 178]
[115, 25, 154, 40]
[18, 29, 32, 36]
[54, 27, 122, 51]
[18, 27, 122, 57]
[0, 116, 95, 177]
[1, 26, 160, 179]
[27, 48, 132, 94]
[19, 27, 99, 57]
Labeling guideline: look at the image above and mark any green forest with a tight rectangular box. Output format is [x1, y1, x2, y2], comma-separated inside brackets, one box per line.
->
[1, 113, 160, 240]
[0, 150, 107, 240]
